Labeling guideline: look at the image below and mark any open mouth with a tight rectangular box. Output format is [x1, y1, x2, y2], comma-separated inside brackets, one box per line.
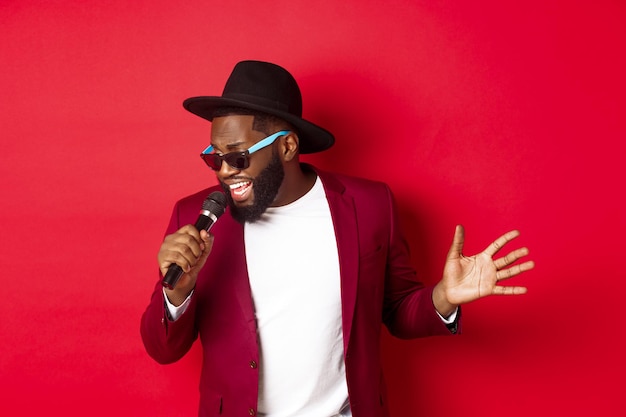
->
[229, 181, 252, 202]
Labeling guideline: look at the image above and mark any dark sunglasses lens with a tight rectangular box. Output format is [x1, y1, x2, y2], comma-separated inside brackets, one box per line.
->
[201, 152, 249, 170]
[201, 154, 222, 170]
[224, 153, 249, 170]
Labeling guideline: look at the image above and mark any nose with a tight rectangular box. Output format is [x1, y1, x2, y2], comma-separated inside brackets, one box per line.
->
[216, 159, 240, 178]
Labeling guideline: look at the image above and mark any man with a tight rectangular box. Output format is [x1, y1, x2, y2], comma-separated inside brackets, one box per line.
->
[140, 60, 534, 417]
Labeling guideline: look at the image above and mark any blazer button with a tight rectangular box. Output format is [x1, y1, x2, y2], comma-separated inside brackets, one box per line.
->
[248, 408, 256, 416]
[249, 360, 257, 369]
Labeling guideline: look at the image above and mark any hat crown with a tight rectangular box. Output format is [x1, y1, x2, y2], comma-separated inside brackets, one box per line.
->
[182, 60, 334, 154]
[222, 60, 303, 117]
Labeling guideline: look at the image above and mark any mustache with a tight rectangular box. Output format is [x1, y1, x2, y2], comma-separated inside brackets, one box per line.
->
[219, 175, 254, 183]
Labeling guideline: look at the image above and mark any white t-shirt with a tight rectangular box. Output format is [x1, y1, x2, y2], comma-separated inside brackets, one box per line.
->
[244, 177, 348, 416]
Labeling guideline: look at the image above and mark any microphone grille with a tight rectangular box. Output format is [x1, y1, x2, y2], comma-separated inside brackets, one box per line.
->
[202, 191, 227, 217]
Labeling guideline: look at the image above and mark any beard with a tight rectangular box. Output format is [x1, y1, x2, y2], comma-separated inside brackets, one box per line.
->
[220, 150, 285, 224]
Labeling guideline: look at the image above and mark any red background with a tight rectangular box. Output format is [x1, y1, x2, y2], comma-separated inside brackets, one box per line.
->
[2, 1, 624, 416]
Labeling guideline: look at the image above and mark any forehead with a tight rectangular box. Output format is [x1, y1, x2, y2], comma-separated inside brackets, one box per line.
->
[210, 114, 261, 146]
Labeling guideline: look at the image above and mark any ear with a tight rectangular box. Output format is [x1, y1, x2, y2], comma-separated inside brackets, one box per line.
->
[281, 132, 300, 162]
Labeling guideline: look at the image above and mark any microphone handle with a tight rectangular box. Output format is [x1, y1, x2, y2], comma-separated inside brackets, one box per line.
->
[161, 264, 184, 290]
[161, 211, 217, 290]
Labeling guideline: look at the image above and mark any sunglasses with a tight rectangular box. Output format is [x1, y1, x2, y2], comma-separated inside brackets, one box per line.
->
[200, 130, 291, 171]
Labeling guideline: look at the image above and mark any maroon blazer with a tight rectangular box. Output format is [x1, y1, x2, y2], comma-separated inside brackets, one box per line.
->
[141, 167, 458, 417]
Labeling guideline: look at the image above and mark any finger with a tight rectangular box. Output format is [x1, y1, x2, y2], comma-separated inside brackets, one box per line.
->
[446, 225, 465, 260]
[159, 255, 190, 277]
[179, 224, 203, 244]
[493, 247, 530, 270]
[158, 226, 205, 276]
[198, 231, 214, 255]
[492, 285, 528, 295]
[174, 224, 203, 239]
[161, 247, 198, 273]
[170, 230, 204, 258]
[160, 234, 204, 272]
[496, 260, 535, 281]
[483, 230, 520, 257]
[200, 229, 213, 243]
[195, 234, 215, 269]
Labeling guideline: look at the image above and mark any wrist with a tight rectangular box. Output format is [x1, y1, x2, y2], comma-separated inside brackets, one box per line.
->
[432, 281, 458, 318]
[164, 286, 193, 307]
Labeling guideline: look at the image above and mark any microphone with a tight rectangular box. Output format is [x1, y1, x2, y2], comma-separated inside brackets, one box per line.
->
[161, 191, 227, 290]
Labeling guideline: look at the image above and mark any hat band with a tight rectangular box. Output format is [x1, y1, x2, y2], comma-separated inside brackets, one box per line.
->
[224, 92, 292, 114]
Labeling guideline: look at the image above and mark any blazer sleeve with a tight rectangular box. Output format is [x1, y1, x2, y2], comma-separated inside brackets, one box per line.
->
[140, 199, 200, 364]
[381, 185, 460, 338]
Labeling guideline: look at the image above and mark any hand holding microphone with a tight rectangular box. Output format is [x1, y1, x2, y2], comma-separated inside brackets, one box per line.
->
[159, 192, 227, 296]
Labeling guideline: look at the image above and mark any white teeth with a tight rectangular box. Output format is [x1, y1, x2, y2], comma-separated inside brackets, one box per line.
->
[229, 181, 250, 189]
[229, 181, 252, 197]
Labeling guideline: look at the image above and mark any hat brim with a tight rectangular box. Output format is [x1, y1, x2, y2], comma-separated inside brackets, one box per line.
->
[183, 96, 334, 154]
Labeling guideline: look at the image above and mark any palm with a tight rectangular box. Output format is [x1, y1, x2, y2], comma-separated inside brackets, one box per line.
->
[442, 226, 534, 305]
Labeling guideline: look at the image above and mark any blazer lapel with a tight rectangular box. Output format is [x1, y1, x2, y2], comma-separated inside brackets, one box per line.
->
[317, 169, 360, 354]
[216, 211, 258, 340]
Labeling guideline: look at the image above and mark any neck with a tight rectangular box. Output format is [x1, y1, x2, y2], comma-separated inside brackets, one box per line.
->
[271, 162, 316, 207]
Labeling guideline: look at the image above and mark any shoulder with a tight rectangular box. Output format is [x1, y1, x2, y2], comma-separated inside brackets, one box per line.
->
[313, 166, 392, 200]
[168, 185, 225, 228]
[174, 185, 224, 210]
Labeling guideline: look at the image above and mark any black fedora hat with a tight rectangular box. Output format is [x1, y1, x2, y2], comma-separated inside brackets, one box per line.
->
[183, 60, 334, 154]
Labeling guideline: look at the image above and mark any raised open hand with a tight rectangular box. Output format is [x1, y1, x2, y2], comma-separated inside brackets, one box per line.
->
[440, 225, 535, 307]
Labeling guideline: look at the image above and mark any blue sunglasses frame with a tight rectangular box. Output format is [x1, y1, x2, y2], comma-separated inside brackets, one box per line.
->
[200, 130, 291, 171]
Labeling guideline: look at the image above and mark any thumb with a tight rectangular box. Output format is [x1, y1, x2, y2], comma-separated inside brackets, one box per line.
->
[197, 231, 214, 263]
[446, 225, 465, 260]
